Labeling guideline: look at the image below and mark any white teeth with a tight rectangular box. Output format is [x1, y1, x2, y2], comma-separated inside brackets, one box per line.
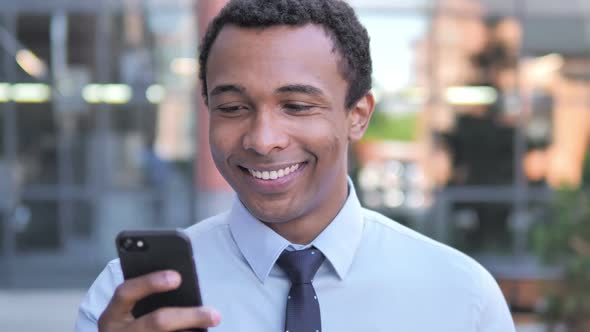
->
[248, 163, 301, 180]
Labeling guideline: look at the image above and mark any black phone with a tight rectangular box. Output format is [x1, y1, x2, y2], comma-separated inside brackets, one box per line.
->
[116, 229, 205, 331]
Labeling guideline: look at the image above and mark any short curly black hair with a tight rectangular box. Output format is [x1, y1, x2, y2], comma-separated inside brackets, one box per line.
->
[198, 0, 372, 109]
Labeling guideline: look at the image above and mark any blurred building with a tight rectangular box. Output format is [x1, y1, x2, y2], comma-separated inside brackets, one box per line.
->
[0, 0, 233, 287]
[351, 0, 590, 324]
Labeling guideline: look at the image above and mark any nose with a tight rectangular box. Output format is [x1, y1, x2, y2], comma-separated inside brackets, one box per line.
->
[242, 111, 289, 156]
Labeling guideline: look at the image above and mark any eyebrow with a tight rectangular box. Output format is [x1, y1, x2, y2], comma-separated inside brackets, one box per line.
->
[275, 84, 324, 97]
[209, 84, 246, 97]
[209, 83, 325, 99]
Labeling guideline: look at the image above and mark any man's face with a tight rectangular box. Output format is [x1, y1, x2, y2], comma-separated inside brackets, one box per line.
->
[206, 24, 372, 225]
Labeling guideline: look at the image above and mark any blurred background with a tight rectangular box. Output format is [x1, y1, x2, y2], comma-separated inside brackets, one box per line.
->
[1, 0, 590, 331]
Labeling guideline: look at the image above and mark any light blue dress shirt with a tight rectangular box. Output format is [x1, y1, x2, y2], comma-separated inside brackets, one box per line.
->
[75, 182, 515, 331]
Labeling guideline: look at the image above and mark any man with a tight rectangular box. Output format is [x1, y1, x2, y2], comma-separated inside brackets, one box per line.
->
[76, 0, 515, 331]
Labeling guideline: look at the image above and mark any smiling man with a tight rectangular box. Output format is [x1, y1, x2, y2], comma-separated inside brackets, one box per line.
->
[76, 1, 515, 331]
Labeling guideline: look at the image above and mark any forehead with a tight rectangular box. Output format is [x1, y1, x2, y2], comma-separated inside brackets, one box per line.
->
[212, 23, 335, 51]
[205, 24, 345, 92]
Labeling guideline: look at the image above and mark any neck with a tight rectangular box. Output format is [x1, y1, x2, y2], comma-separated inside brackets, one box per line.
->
[265, 178, 349, 245]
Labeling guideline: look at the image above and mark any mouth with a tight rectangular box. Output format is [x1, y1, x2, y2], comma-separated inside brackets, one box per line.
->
[242, 162, 303, 180]
[236, 161, 308, 194]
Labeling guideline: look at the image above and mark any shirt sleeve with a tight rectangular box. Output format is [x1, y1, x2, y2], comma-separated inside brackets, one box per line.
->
[476, 266, 516, 332]
[74, 260, 124, 332]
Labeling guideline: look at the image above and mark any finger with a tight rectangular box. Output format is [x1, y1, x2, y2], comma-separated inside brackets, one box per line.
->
[104, 270, 181, 318]
[135, 307, 221, 332]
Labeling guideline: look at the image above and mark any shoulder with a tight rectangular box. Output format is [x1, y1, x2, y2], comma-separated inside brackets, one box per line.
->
[75, 258, 125, 328]
[361, 209, 513, 329]
[361, 208, 493, 284]
[362, 208, 474, 259]
[184, 210, 231, 240]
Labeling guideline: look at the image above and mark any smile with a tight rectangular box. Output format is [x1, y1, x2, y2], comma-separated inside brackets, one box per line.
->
[247, 163, 301, 180]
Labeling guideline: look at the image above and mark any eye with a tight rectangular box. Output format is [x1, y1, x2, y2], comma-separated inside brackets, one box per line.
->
[215, 105, 248, 114]
[283, 103, 314, 112]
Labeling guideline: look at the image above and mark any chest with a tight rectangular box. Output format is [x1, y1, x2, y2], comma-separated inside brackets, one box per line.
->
[199, 268, 477, 332]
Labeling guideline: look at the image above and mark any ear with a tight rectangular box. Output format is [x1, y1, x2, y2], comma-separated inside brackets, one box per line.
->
[348, 92, 375, 142]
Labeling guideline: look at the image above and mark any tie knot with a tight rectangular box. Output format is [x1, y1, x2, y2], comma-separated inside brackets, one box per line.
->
[277, 247, 325, 285]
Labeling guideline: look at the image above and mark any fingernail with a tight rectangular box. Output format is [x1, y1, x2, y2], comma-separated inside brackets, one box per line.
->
[163, 271, 180, 286]
[205, 308, 221, 326]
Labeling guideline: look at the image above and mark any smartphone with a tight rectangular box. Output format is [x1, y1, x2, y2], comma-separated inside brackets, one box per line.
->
[116, 229, 205, 331]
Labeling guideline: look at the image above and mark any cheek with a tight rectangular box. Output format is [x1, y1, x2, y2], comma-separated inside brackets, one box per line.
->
[299, 118, 347, 158]
[326, 132, 347, 160]
[209, 120, 238, 162]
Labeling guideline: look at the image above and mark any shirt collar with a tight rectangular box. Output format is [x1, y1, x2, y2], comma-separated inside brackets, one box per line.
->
[228, 177, 365, 283]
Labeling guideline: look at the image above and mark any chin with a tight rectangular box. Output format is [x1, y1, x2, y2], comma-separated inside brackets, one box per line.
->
[253, 210, 294, 224]
[244, 203, 298, 224]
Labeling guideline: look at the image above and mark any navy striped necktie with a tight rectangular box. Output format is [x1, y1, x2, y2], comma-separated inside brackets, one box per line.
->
[277, 247, 325, 332]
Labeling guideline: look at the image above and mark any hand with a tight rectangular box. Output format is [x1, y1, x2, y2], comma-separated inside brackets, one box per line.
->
[98, 270, 221, 332]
